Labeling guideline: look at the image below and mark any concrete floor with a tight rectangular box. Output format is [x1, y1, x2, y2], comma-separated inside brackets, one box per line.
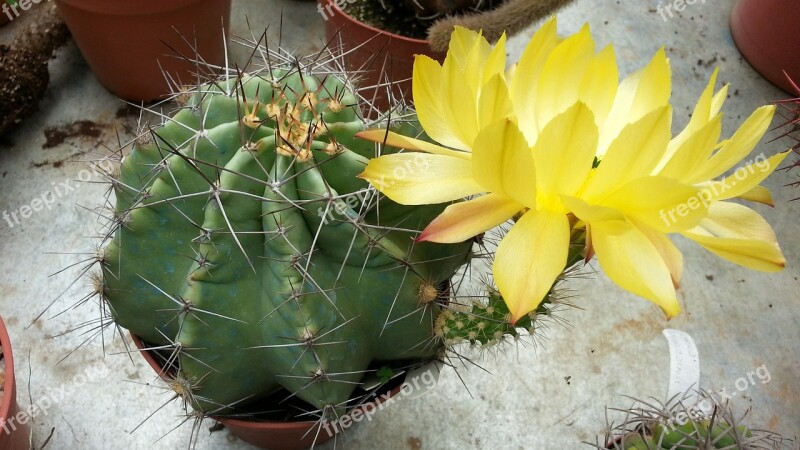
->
[0, 0, 798, 449]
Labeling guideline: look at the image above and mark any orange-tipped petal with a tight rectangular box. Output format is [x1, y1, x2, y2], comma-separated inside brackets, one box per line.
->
[681, 202, 785, 272]
[418, 194, 523, 243]
[359, 153, 483, 205]
[355, 129, 469, 159]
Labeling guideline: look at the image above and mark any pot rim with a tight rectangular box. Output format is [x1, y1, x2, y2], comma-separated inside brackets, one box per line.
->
[319, 0, 433, 46]
[54, 0, 209, 16]
[0, 316, 16, 427]
[129, 333, 417, 431]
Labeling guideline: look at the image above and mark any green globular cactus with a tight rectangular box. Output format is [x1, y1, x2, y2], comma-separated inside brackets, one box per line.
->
[618, 421, 754, 449]
[98, 60, 475, 418]
[596, 391, 793, 450]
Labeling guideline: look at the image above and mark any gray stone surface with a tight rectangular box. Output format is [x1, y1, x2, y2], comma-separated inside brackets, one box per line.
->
[0, 0, 797, 449]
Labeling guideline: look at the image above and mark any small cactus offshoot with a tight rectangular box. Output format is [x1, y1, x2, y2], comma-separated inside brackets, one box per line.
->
[591, 390, 796, 450]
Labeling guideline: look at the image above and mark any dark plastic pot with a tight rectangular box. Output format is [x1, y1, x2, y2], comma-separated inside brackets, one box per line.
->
[730, 0, 800, 94]
[0, 316, 31, 450]
[0, 7, 10, 26]
[1, 0, 25, 26]
[319, 0, 445, 114]
[53, 0, 231, 102]
[131, 334, 409, 450]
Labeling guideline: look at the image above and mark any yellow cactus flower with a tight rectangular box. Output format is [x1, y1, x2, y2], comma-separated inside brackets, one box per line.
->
[357, 18, 787, 323]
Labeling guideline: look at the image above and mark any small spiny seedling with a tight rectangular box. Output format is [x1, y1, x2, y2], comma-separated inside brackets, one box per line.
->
[590, 390, 795, 450]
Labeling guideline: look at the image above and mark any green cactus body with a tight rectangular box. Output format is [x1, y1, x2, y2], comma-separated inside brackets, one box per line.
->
[652, 421, 752, 449]
[102, 69, 472, 415]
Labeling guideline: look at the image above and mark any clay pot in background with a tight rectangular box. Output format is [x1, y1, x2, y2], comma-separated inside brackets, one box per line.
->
[730, 0, 800, 94]
[0, 316, 31, 450]
[53, 0, 231, 102]
[319, 0, 445, 115]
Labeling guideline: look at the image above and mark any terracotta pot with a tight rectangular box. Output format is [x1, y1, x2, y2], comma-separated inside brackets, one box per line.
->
[0, 316, 31, 450]
[131, 334, 414, 450]
[53, 0, 231, 102]
[319, 0, 445, 114]
[730, 0, 800, 94]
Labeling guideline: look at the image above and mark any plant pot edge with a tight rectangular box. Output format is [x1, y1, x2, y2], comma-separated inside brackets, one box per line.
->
[319, 0, 434, 47]
[730, 0, 800, 95]
[130, 333, 434, 450]
[0, 316, 31, 450]
[53, 0, 232, 102]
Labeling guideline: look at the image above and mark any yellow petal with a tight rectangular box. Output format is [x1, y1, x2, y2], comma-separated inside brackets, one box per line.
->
[418, 194, 522, 243]
[442, 50, 480, 149]
[356, 129, 469, 159]
[535, 24, 596, 130]
[494, 209, 570, 323]
[736, 185, 774, 206]
[561, 195, 624, 223]
[510, 17, 559, 142]
[359, 153, 482, 204]
[483, 33, 507, 84]
[657, 114, 722, 182]
[472, 119, 536, 207]
[413, 55, 465, 150]
[600, 48, 671, 156]
[477, 75, 513, 129]
[591, 220, 681, 318]
[628, 47, 672, 121]
[448, 26, 488, 72]
[690, 105, 776, 181]
[634, 219, 683, 287]
[586, 106, 672, 200]
[681, 202, 785, 272]
[599, 176, 705, 233]
[704, 151, 790, 201]
[532, 102, 598, 210]
[710, 83, 729, 117]
[578, 45, 619, 125]
[668, 68, 720, 156]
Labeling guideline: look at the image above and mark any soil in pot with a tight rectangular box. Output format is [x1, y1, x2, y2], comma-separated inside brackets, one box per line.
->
[343, 0, 501, 39]
[0, 3, 70, 136]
